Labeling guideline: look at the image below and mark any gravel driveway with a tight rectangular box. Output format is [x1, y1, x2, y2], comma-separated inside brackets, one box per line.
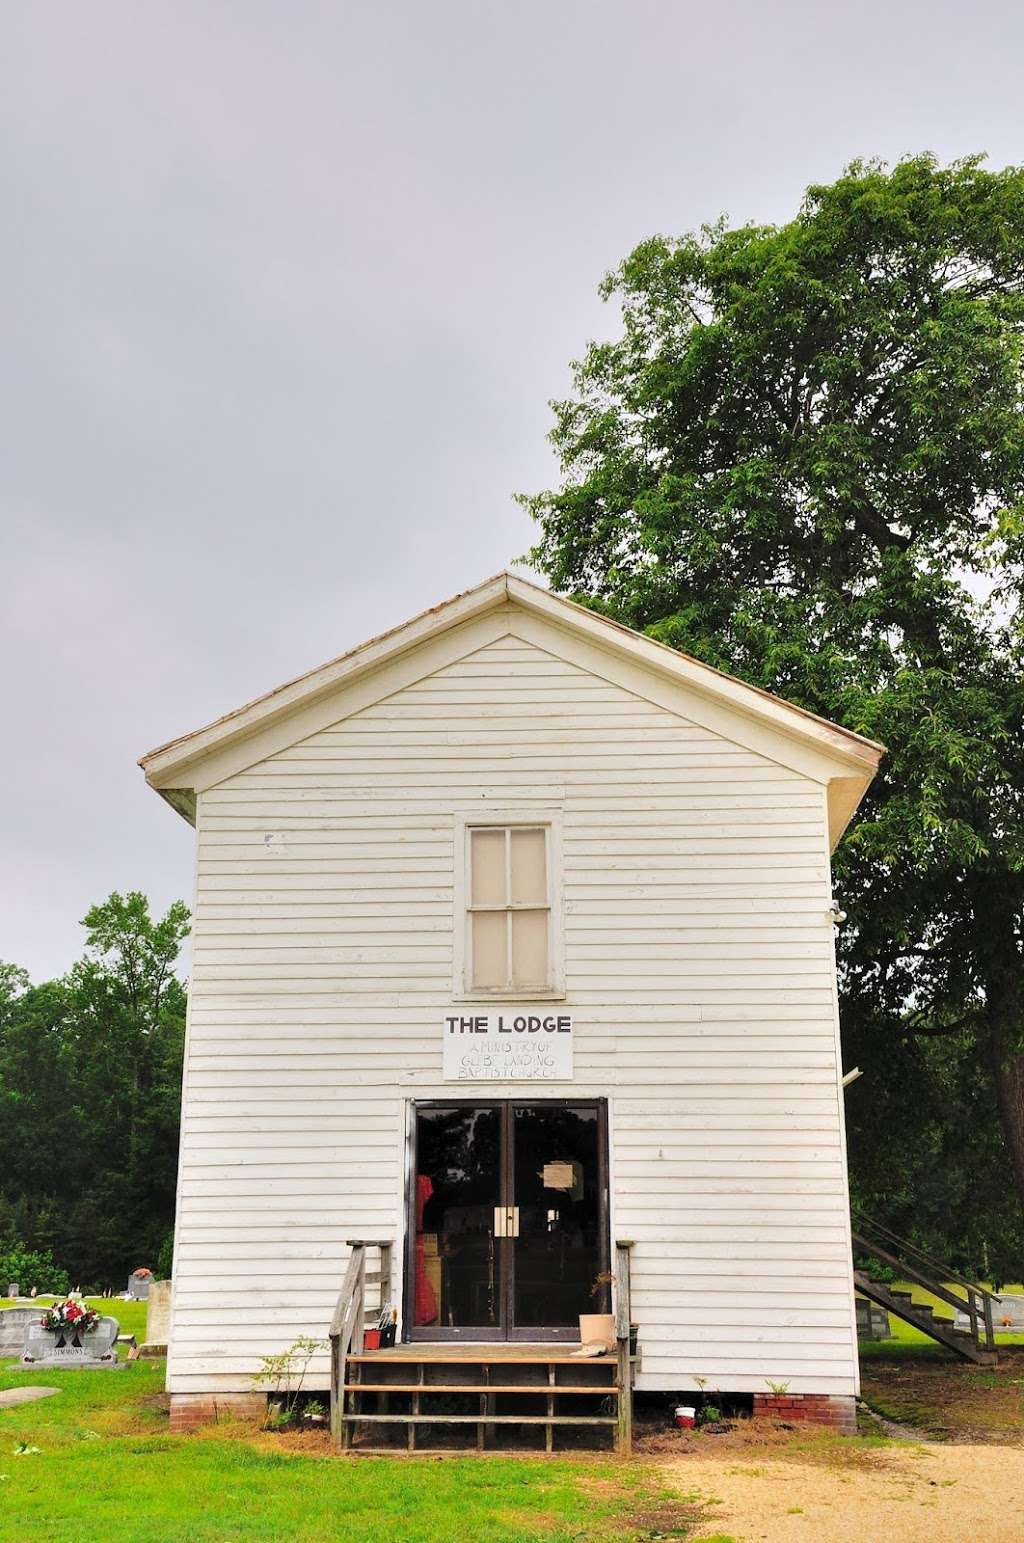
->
[664, 1441, 1024, 1542]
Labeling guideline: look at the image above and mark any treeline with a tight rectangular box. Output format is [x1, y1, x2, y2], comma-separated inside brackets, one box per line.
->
[3, 887, 1022, 1291]
[0, 893, 188, 1291]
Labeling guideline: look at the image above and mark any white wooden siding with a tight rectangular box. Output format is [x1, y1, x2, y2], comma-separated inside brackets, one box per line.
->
[169, 621, 857, 1397]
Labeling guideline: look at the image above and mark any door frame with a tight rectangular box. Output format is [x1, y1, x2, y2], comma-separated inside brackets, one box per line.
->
[403, 1097, 610, 1343]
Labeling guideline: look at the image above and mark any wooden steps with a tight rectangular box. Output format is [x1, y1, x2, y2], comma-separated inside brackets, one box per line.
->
[852, 1216, 999, 1366]
[344, 1383, 613, 1395]
[340, 1343, 623, 1454]
[329, 1240, 636, 1455]
[346, 1348, 597, 1363]
[855, 1271, 998, 1364]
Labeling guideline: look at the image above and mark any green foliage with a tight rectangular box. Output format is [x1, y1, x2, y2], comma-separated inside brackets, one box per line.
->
[155, 1230, 174, 1282]
[0, 892, 188, 1287]
[523, 153, 1024, 1270]
[252, 1336, 324, 1429]
[0, 1239, 69, 1295]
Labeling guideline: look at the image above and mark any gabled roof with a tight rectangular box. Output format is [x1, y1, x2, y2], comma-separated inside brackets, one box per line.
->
[140, 571, 883, 846]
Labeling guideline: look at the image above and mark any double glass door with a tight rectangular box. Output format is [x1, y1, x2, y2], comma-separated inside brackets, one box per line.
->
[408, 1100, 608, 1341]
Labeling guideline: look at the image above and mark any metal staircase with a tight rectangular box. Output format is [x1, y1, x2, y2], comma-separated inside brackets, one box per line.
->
[852, 1212, 998, 1365]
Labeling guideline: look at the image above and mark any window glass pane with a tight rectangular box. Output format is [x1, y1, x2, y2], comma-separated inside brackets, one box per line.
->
[510, 828, 547, 906]
[513, 1105, 600, 1327]
[511, 909, 548, 988]
[414, 1106, 500, 1329]
[472, 910, 507, 989]
[470, 829, 506, 907]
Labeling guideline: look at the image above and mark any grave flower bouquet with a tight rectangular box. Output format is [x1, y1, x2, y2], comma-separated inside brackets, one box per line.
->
[40, 1301, 100, 1337]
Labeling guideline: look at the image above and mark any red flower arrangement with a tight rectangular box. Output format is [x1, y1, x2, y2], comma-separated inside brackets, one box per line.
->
[40, 1300, 100, 1336]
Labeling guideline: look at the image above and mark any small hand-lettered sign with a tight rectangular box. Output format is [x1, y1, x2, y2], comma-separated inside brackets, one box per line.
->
[442, 1012, 574, 1081]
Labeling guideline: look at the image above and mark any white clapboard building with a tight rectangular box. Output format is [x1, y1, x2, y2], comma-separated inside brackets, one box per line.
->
[141, 573, 881, 1443]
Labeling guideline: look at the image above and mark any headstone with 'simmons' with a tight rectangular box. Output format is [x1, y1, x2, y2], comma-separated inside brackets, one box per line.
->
[21, 1316, 120, 1369]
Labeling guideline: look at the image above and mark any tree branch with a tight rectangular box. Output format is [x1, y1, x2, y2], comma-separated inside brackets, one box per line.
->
[898, 1010, 982, 1038]
[850, 501, 912, 553]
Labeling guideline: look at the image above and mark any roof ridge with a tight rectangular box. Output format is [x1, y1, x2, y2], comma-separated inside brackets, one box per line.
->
[140, 569, 884, 778]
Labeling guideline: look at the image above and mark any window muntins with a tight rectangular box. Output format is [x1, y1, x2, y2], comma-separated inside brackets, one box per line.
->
[454, 814, 565, 1000]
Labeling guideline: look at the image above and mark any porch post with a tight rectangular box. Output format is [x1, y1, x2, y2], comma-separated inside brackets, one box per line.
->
[615, 1239, 634, 1456]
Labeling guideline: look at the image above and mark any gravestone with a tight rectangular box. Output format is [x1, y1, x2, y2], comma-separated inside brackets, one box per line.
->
[21, 1315, 120, 1369]
[144, 1280, 171, 1350]
[855, 1298, 892, 1339]
[0, 1307, 41, 1356]
[127, 1271, 152, 1300]
[955, 1292, 1024, 1333]
[7, 1283, 19, 1299]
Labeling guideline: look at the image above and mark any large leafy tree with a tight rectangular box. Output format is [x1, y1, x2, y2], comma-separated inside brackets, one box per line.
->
[0, 892, 188, 1285]
[523, 155, 1024, 1267]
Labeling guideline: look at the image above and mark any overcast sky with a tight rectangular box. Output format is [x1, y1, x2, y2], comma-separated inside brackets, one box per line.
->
[3, 0, 1022, 979]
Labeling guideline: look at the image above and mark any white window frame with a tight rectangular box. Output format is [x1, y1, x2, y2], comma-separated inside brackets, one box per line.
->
[452, 810, 565, 1001]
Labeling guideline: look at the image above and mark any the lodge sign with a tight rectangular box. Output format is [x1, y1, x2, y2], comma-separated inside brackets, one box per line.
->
[442, 1012, 574, 1082]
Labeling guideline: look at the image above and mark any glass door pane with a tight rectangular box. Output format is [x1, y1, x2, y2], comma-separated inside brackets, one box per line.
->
[510, 1104, 604, 1333]
[412, 1105, 503, 1337]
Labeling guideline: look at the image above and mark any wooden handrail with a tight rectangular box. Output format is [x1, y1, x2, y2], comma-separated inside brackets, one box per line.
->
[852, 1212, 1000, 1303]
[329, 1249, 364, 1338]
[851, 1231, 983, 1319]
[329, 1240, 393, 1450]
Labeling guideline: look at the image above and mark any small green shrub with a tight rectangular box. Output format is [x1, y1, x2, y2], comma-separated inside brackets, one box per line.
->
[0, 1240, 69, 1296]
[252, 1336, 325, 1429]
[155, 1231, 174, 1281]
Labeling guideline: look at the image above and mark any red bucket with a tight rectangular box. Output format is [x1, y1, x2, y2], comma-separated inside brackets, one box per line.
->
[363, 1329, 382, 1350]
[674, 1405, 696, 1429]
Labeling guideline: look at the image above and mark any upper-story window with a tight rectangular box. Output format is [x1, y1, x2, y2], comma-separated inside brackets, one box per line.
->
[458, 818, 563, 997]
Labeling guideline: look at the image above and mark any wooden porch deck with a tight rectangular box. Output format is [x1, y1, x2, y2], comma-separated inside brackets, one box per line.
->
[348, 1343, 613, 1364]
[330, 1241, 635, 1453]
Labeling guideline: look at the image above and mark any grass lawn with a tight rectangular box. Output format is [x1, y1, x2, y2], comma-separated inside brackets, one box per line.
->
[0, 1306, 698, 1543]
[858, 1340, 1024, 1442]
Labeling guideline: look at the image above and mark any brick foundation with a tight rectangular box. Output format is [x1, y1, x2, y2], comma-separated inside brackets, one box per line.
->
[169, 1393, 266, 1433]
[752, 1393, 857, 1435]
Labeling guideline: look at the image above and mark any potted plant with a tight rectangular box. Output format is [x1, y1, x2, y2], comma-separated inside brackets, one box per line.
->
[579, 1271, 616, 1351]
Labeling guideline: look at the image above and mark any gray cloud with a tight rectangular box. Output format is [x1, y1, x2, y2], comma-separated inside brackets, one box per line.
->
[3, 0, 1021, 976]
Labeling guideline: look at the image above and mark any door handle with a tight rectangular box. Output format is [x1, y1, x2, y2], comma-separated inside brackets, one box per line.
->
[493, 1206, 520, 1238]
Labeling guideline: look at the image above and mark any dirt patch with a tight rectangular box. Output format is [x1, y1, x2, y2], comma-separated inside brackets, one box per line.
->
[861, 1345, 1024, 1443]
[625, 1496, 714, 1537]
[664, 1441, 1024, 1543]
[636, 1417, 893, 1472]
[576, 1471, 715, 1540]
